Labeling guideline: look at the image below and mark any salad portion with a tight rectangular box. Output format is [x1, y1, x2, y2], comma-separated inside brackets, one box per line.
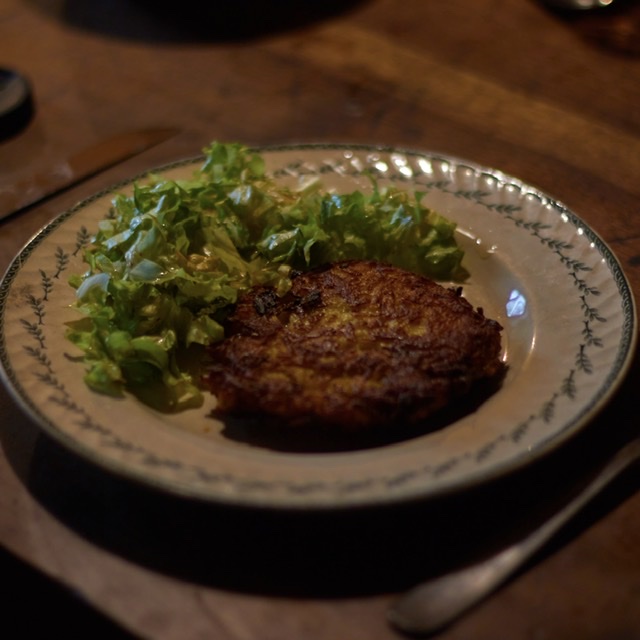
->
[66, 142, 465, 411]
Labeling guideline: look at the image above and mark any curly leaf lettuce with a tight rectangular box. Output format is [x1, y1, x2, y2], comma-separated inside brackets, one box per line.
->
[67, 142, 465, 411]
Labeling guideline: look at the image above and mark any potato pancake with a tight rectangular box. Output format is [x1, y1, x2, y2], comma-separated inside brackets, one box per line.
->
[206, 260, 505, 431]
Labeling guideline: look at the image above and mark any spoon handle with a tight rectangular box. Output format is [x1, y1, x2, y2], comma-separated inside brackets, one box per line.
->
[539, 0, 616, 9]
[388, 438, 640, 636]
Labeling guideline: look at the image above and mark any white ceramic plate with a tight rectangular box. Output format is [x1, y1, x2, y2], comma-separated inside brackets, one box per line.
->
[0, 145, 636, 509]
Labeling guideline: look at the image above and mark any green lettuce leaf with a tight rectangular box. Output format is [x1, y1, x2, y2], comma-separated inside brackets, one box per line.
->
[67, 142, 465, 411]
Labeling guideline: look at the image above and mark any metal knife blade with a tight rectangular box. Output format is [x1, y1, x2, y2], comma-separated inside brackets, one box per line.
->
[0, 127, 178, 221]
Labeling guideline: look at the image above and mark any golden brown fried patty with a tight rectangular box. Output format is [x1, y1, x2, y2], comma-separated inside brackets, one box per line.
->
[206, 260, 505, 430]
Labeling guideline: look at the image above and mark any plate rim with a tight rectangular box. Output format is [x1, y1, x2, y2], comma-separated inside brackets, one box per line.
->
[0, 142, 637, 510]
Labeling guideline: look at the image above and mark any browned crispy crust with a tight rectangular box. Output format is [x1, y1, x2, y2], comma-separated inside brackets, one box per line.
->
[206, 260, 505, 431]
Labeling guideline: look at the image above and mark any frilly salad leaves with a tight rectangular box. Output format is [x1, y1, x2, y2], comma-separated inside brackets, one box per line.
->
[66, 142, 465, 411]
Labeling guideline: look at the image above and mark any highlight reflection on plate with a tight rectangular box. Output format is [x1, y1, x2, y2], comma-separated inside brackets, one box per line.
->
[0, 144, 636, 509]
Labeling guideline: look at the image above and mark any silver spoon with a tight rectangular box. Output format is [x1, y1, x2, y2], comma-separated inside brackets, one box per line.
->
[540, 0, 615, 8]
[388, 438, 640, 636]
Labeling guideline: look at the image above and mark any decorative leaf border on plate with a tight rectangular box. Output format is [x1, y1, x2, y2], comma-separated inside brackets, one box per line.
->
[0, 145, 636, 506]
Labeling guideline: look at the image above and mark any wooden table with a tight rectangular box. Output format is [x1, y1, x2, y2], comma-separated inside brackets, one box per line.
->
[1, 1, 639, 637]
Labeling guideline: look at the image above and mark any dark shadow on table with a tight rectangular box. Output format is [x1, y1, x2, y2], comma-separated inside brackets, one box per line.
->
[1, 349, 637, 601]
[0, 544, 138, 638]
[26, 0, 371, 43]
[542, 0, 640, 57]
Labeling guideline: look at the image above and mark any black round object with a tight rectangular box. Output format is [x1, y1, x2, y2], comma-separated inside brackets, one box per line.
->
[0, 68, 35, 142]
